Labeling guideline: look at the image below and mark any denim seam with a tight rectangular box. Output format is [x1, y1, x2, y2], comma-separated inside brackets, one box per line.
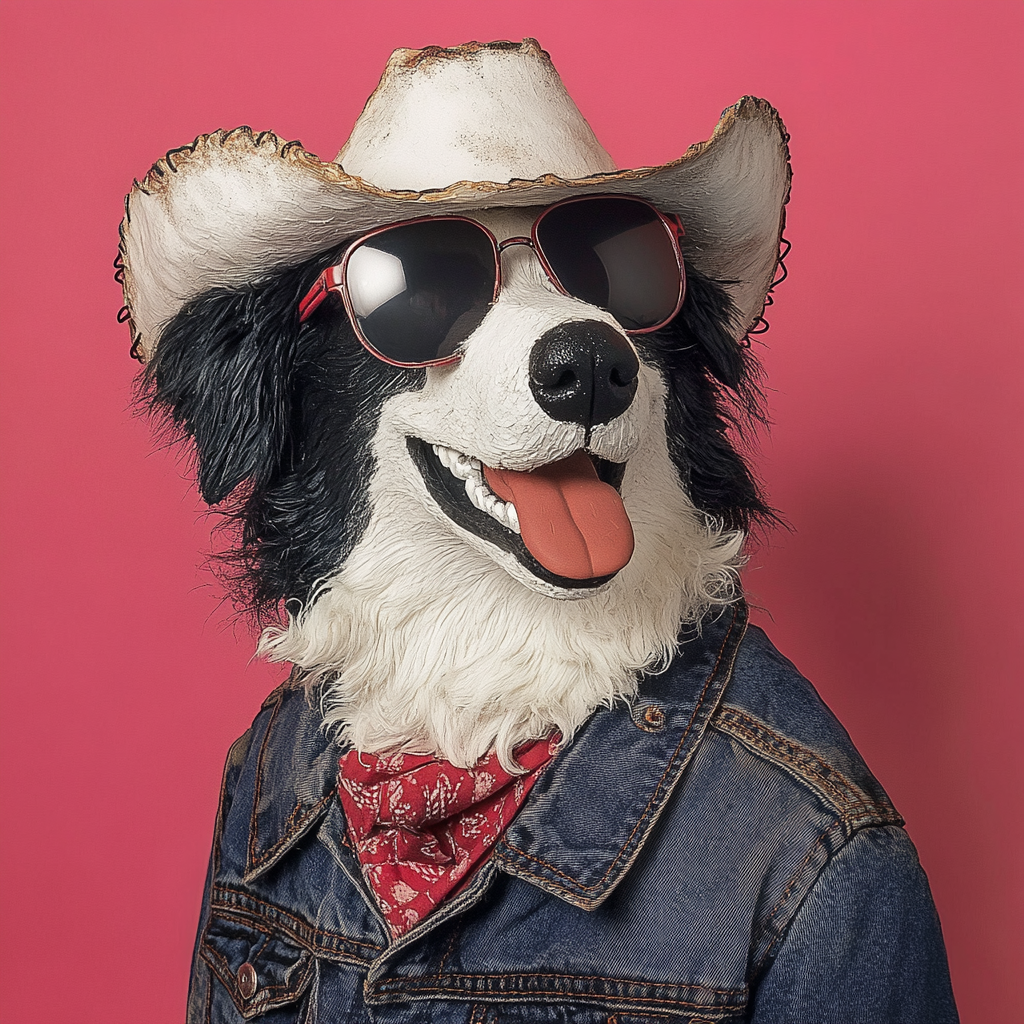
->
[208, 904, 374, 970]
[212, 885, 383, 954]
[496, 603, 743, 893]
[248, 794, 336, 875]
[214, 729, 253, 876]
[765, 821, 838, 924]
[607, 1016, 673, 1024]
[282, 800, 307, 834]
[715, 710, 864, 808]
[370, 982, 740, 1010]
[212, 890, 382, 952]
[436, 920, 464, 978]
[711, 707, 901, 826]
[247, 686, 339, 876]
[751, 817, 849, 974]
[375, 970, 743, 996]
[247, 689, 284, 871]
[203, 965, 212, 1024]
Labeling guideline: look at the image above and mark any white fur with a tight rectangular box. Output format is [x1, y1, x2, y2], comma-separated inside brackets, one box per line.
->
[258, 208, 745, 770]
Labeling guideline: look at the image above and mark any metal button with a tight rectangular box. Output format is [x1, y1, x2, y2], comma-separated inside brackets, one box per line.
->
[634, 703, 666, 731]
[644, 705, 666, 728]
[237, 962, 258, 999]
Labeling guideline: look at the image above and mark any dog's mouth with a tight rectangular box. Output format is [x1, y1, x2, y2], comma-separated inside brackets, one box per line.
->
[408, 437, 633, 589]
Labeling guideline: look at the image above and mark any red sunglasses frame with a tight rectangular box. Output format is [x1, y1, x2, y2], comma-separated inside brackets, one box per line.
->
[297, 194, 686, 368]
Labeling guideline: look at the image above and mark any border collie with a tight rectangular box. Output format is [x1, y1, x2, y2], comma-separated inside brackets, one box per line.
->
[146, 205, 771, 769]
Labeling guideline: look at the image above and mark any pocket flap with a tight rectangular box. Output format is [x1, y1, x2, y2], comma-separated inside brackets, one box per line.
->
[200, 912, 314, 1019]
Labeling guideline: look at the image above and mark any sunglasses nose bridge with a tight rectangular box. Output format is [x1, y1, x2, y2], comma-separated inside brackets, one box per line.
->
[496, 235, 562, 296]
[496, 235, 536, 254]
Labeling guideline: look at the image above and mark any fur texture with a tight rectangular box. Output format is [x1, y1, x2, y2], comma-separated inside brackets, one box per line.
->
[147, 206, 771, 768]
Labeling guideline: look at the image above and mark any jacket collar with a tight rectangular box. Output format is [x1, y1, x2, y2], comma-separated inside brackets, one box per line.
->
[242, 679, 339, 882]
[243, 602, 748, 902]
[494, 601, 747, 907]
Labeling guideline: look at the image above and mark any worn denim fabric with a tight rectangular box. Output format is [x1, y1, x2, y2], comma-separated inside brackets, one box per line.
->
[187, 602, 958, 1023]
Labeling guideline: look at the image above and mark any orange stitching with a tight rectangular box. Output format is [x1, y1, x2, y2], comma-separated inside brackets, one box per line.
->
[370, 980, 740, 1010]
[753, 821, 903, 974]
[719, 708, 863, 791]
[498, 605, 746, 892]
[712, 708, 902, 825]
[376, 969, 743, 996]
[247, 692, 284, 868]
[211, 886, 382, 952]
[203, 966, 212, 1024]
[283, 800, 306, 833]
[246, 794, 334, 871]
[608, 1016, 674, 1024]
[199, 943, 236, 995]
[749, 819, 844, 975]
[718, 709, 874, 802]
[211, 898, 380, 952]
[436, 921, 463, 978]
[211, 905, 377, 969]
[716, 715, 869, 811]
[766, 822, 835, 923]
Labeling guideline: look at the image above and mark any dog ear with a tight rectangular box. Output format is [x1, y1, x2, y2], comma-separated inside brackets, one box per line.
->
[678, 271, 746, 390]
[146, 267, 309, 505]
[644, 267, 774, 533]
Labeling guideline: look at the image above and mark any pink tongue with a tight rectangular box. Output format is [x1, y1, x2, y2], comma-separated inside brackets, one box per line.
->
[483, 452, 634, 580]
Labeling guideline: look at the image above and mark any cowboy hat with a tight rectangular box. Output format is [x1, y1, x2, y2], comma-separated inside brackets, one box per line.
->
[119, 38, 791, 362]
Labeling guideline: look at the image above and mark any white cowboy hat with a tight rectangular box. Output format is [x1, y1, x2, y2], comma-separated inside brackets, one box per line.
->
[119, 38, 791, 362]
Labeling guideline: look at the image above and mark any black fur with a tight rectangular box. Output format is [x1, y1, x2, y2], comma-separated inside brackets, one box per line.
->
[146, 250, 771, 619]
[147, 248, 420, 618]
[641, 269, 775, 533]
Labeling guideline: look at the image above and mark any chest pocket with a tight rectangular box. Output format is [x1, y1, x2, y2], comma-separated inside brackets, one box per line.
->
[200, 912, 314, 1021]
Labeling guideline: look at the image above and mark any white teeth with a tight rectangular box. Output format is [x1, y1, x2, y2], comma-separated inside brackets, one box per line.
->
[432, 443, 520, 534]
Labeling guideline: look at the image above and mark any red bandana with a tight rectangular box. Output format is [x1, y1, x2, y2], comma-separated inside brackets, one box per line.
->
[338, 737, 557, 937]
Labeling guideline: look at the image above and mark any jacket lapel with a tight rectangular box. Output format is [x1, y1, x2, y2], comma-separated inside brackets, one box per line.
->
[243, 677, 340, 881]
[494, 601, 748, 908]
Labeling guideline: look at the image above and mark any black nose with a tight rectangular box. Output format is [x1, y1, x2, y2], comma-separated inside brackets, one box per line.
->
[529, 321, 640, 428]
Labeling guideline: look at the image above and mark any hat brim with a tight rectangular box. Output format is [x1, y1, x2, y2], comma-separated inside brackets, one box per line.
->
[120, 96, 790, 361]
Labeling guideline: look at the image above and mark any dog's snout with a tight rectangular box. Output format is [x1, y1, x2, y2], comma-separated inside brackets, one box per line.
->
[529, 321, 639, 428]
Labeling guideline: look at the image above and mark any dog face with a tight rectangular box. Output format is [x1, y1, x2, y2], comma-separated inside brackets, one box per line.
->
[366, 208, 655, 597]
[149, 203, 771, 764]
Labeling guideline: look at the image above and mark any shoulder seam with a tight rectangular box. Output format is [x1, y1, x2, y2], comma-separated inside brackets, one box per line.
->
[752, 820, 906, 975]
[711, 705, 903, 830]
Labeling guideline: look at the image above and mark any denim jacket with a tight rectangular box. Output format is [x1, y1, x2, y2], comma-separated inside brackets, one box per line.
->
[187, 602, 958, 1023]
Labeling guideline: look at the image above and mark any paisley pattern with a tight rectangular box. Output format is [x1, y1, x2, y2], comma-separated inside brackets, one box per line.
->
[338, 738, 557, 937]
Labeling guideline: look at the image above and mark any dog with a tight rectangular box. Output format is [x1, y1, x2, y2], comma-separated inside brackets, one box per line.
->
[150, 203, 765, 769]
[121, 39, 957, 1024]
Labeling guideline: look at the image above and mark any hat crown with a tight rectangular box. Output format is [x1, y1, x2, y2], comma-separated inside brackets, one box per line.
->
[338, 40, 617, 191]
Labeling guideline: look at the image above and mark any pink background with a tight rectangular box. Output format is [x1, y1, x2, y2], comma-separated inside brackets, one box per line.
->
[1, 2, 1021, 1021]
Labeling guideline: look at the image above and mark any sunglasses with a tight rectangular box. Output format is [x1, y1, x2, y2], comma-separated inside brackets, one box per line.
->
[298, 195, 686, 368]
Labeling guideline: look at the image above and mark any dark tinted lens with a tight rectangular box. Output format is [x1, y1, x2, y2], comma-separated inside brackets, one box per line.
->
[536, 197, 682, 330]
[346, 220, 497, 364]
